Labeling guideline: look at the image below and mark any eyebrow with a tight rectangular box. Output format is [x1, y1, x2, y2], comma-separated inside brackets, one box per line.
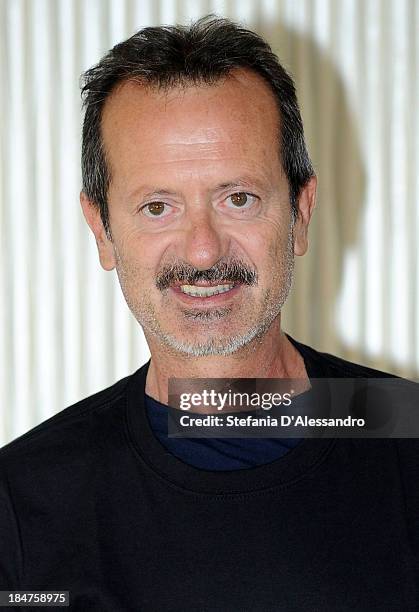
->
[128, 176, 270, 201]
[141, 189, 177, 199]
[216, 180, 255, 191]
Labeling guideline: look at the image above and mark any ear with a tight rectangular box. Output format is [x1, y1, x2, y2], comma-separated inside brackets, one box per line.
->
[80, 192, 116, 271]
[293, 176, 317, 256]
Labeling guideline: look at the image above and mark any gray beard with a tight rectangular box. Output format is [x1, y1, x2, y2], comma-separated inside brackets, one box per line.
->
[115, 225, 295, 357]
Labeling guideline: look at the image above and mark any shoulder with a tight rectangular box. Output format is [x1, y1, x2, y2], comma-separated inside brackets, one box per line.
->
[312, 349, 397, 378]
[0, 371, 134, 471]
[0, 367, 147, 589]
[288, 335, 399, 379]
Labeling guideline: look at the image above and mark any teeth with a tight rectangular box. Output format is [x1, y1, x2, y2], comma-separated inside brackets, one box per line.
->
[179, 284, 234, 297]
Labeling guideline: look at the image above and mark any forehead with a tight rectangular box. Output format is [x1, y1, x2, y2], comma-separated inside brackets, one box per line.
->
[101, 68, 282, 183]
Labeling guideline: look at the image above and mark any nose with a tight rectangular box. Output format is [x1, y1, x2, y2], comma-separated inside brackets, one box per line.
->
[180, 207, 226, 271]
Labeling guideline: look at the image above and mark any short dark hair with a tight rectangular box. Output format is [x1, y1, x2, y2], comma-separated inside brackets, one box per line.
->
[80, 15, 314, 237]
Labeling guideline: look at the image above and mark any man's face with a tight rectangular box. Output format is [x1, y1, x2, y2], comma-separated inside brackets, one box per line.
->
[82, 69, 314, 356]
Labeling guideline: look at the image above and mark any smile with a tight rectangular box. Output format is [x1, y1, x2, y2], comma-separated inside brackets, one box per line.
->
[179, 284, 234, 297]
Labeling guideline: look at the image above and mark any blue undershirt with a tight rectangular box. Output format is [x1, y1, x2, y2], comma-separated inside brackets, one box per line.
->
[145, 394, 307, 471]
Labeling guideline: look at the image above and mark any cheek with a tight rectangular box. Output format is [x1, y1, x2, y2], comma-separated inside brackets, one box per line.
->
[113, 228, 167, 278]
[114, 247, 152, 293]
[255, 229, 293, 289]
[233, 219, 287, 267]
[232, 225, 270, 261]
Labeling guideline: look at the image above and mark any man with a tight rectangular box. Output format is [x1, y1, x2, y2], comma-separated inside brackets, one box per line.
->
[0, 16, 417, 611]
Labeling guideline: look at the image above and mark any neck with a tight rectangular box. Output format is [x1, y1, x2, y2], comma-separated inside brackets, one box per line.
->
[145, 317, 308, 404]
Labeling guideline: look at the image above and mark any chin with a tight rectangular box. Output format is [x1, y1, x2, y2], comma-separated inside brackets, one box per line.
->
[156, 320, 274, 357]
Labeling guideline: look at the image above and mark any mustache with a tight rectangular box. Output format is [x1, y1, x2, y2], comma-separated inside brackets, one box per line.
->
[155, 259, 258, 291]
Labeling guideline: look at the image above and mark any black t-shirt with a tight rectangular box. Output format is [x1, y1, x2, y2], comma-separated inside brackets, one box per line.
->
[0, 336, 418, 611]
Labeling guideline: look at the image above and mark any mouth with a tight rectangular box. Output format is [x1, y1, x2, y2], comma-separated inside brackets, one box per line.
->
[169, 281, 240, 304]
[178, 283, 234, 297]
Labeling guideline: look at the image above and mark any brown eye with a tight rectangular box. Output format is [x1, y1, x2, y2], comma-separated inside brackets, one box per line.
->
[230, 192, 248, 207]
[145, 202, 166, 216]
[226, 192, 257, 210]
